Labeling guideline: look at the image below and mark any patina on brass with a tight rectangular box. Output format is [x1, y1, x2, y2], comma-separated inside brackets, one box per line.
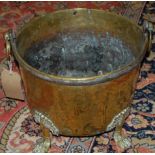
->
[33, 110, 59, 136]
[8, 9, 149, 137]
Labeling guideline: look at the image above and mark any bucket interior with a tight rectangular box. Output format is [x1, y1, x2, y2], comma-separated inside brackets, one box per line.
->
[15, 9, 146, 78]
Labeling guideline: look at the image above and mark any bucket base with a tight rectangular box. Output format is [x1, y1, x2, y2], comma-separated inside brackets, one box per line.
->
[32, 107, 131, 152]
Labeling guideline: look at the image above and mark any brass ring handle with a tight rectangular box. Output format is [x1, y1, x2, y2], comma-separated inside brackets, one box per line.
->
[4, 30, 16, 73]
[4, 29, 16, 56]
[147, 22, 153, 53]
[4, 32, 11, 57]
[4, 31, 14, 73]
[143, 21, 154, 55]
[148, 30, 152, 53]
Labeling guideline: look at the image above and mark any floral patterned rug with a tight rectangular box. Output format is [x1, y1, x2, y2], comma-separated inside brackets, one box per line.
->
[1, 1, 155, 153]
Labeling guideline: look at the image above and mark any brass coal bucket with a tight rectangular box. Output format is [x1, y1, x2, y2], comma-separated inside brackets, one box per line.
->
[6, 8, 153, 151]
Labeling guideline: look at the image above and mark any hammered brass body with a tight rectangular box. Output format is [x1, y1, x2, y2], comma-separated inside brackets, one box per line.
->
[11, 9, 148, 136]
[20, 66, 139, 136]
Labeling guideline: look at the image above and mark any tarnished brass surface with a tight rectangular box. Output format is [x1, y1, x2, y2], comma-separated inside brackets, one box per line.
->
[111, 107, 132, 149]
[33, 110, 59, 136]
[20, 66, 140, 136]
[10, 8, 148, 136]
[33, 138, 51, 153]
